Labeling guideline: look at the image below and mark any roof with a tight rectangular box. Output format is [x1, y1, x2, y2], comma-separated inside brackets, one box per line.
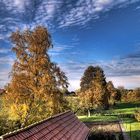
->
[0, 89, 4, 95]
[0, 111, 90, 140]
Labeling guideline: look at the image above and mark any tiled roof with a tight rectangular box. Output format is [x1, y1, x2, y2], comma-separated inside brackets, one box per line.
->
[0, 111, 90, 140]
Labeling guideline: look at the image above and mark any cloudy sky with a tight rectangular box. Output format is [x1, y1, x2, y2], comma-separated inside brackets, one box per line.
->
[0, 0, 140, 90]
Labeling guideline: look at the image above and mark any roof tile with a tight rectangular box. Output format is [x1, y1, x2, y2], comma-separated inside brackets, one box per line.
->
[0, 111, 90, 140]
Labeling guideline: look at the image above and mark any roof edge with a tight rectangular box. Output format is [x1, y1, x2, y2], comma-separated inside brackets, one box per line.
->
[0, 110, 71, 139]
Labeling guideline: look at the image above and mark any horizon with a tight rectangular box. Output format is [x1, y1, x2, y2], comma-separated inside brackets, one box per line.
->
[1, 0, 140, 91]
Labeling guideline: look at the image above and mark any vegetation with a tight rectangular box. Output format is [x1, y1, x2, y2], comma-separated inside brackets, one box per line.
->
[107, 81, 119, 105]
[121, 88, 140, 102]
[0, 26, 140, 140]
[78, 115, 118, 122]
[80, 66, 95, 92]
[0, 26, 69, 134]
[134, 110, 140, 122]
[79, 66, 110, 116]
[78, 102, 140, 140]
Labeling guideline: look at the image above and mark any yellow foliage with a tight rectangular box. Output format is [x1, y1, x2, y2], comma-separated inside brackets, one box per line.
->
[9, 103, 28, 123]
[135, 110, 140, 122]
[3, 26, 68, 127]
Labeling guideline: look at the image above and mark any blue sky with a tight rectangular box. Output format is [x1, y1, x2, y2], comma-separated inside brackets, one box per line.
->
[0, 0, 140, 90]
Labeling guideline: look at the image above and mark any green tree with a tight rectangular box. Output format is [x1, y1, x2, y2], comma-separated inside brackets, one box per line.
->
[4, 26, 69, 127]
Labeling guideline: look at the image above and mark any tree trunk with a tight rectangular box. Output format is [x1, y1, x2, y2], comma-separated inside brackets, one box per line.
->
[87, 109, 91, 117]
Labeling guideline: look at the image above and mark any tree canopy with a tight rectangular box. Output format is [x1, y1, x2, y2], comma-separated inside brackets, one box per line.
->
[79, 66, 109, 115]
[80, 66, 96, 91]
[4, 26, 69, 127]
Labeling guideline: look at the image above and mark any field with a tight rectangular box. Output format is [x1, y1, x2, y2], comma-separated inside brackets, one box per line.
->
[78, 102, 140, 140]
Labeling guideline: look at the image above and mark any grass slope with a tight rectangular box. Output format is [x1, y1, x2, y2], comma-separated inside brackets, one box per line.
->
[78, 102, 140, 140]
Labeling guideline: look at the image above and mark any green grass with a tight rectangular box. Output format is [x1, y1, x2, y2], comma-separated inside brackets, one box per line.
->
[122, 117, 140, 140]
[78, 102, 140, 140]
[112, 102, 140, 140]
[112, 102, 140, 114]
[78, 115, 118, 122]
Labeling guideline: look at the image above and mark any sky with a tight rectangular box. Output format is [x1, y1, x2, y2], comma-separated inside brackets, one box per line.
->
[0, 0, 140, 90]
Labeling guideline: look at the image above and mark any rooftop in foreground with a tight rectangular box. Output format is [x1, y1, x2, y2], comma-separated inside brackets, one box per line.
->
[0, 111, 90, 140]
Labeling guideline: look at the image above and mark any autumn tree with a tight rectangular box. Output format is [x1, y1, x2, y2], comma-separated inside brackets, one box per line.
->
[4, 26, 69, 127]
[91, 67, 109, 109]
[107, 81, 117, 105]
[135, 88, 140, 100]
[115, 89, 122, 102]
[80, 66, 96, 91]
[79, 66, 109, 116]
[117, 86, 127, 102]
[122, 88, 140, 102]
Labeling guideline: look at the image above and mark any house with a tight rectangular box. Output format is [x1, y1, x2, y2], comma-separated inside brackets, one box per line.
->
[0, 111, 90, 140]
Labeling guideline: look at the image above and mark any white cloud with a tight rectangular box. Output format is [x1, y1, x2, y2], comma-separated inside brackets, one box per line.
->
[2, 0, 29, 12]
[0, 0, 139, 37]
[94, 0, 113, 12]
[60, 52, 140, 91]
[69, 74, 140, 91]
[0, 56, 14, 88]
[136, 6, 140, 9]
[69, 79, 80, 91]
[0, 56, 14, 65]
[49, 42, 75, 56]
[34, 0, 62, 28]
[68, 75, 140, 91]
[53, 43, 74, 52]
[0, 48, 11, 53]
[13, 0, 26, 10]
[0, 69, 11, 88]
[59, 0, 139, 27]
[0, 0, 140, 89]
[107, 75, 140, 89]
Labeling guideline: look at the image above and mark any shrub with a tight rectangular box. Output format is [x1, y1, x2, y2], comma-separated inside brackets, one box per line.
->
[134, 110, 140, 122]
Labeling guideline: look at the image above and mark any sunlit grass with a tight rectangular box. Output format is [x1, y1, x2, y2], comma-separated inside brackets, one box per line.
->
[122, 117, 140, 140]
[78, 115, 118, 122]
[107, 102, 140, 115]
[78, 102, 140, 140]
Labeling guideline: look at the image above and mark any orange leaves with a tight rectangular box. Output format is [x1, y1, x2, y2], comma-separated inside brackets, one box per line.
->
[79, 66, 109, 110]
[4, 26, 68, 126]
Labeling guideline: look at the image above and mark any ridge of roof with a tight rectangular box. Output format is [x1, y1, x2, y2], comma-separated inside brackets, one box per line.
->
[0, 110, 71, 139]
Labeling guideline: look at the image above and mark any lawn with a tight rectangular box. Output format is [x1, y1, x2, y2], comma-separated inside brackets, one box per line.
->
[78, 102, 140, 140]
[122, 117, 140, 140]
[113, 103, 140, 140]
[78, 115, 118, 122]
